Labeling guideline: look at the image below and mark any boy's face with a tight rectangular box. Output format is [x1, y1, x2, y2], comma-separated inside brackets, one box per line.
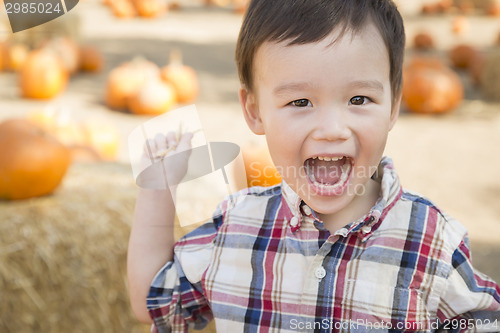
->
[240, 22, 400, 218]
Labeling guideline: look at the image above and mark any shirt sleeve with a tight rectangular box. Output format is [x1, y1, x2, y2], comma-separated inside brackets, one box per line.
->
[146, 210, 225, 333]
[437, 235, 500, 333]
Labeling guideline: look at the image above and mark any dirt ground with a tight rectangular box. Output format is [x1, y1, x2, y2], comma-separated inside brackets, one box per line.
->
[1, 0, 499, 329]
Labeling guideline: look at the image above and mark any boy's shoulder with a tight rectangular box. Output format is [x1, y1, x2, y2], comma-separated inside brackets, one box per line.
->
[392, 188, 468, 249]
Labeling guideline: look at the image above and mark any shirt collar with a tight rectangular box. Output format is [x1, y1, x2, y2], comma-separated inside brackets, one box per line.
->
[281, 156, 403, 240]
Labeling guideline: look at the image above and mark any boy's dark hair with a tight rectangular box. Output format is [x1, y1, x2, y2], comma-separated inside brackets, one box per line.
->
[235, 0, 406, 103]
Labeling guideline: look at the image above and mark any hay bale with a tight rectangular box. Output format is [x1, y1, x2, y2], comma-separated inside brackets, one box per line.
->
[0, 162, 215, 333]
[479, 51, 500, 101]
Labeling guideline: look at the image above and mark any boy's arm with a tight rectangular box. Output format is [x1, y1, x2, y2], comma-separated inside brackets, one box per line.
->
[437, 236, 500, 332]
[127, 132, 192, 324]
[127, 188, 176, 324]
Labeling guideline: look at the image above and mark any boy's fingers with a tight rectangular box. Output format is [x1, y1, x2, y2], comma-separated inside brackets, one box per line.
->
[176, 132, 194, 153]
[166, 132, 177, 148]
[154, 133, 167, 151]
[144, 138, 156, 159]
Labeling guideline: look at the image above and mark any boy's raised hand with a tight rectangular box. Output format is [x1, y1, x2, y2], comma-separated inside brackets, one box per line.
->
[137, 131, 194, 190]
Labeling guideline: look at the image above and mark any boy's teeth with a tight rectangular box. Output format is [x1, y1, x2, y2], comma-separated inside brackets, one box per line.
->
[313, 156, 344, 161]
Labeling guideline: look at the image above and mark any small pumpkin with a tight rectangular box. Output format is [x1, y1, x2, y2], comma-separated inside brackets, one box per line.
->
[134, 0, 166, 17]
[0, 41, 5, 71]
[160, 49, 199, 104]
[20, 48, 69, 99]
[449, 44, 481, 69]
[238, 144, 282, 188]
[27, 108, 86, 147]
[5, 41, 30, 71]
[402, 57, 464, 114]
[0, 118, 71, 200]
[105, 57, 159, 110]
[128, 75, 177, 115]
[79, 45, 104, 72]
[41, 37, 81, 74]
[81, 120, 120, 161]
[452, 16, 469, 36]
[413, 32, 435, 50]
[486, 2, 500, 16]
[111, 0, 137, 18]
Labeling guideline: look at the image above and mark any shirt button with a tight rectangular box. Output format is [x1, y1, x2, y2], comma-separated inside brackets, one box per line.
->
[290, 216, 299, 227]
[302, 205, 312, 216]
[361, 226, 371, 234]
[315, 266, 326, 279]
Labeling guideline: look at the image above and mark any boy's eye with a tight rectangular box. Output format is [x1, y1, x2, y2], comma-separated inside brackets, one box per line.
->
[289, 99, 311, 107]
[349, 96, 370, 105]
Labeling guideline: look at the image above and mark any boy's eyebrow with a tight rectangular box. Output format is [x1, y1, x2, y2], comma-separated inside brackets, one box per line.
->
[273, 82, 318, 96]
[348, 80, 385, 92]
[273, 80, 385, 96]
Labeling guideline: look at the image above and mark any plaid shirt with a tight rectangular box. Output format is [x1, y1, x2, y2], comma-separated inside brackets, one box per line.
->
[147, 157, 500, 332]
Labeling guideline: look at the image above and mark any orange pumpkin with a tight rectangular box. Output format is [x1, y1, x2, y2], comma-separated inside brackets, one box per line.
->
[27, 108, 86, 147]
[79, 45, 104, 72]
[486, 2, 500, 16]
[402, 57, 464, 114]
[5, 42, 30, 71]
[20, 49, 69, 99]
[128, 76, 177, 115]
[413, 32, 435, 50]
[81, 120, 120, 160]
[0, 118, 71, 200]
[0, 41, 5, 71]
[111, 0, 137, 18]
[449, 44, 480, 69]
[160, 49, 199, 104]
[41, 37, 81, 74]
[105, 57, 159, 110]
[239, 144, 282, 187]
[134, 0, 166, 17]
[452, 16, 469, 36]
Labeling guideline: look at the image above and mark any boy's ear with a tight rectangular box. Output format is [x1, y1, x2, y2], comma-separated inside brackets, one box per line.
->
[239, 86, 265, 135]
[389, 94, 402, 131]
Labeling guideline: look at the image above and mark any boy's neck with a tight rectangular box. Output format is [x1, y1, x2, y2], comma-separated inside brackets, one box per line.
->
[318, 178, 381, 234]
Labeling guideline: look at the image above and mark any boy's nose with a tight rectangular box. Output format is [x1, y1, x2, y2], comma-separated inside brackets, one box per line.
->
[311, 107, 351, 142]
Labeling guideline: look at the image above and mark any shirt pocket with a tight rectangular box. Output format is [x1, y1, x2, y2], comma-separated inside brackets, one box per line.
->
[341, 279, 431, 332]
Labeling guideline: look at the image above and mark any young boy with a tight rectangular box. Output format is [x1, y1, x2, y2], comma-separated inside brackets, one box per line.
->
[128, 0, 500, 331]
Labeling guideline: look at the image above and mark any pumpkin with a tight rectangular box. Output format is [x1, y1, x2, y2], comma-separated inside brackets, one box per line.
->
[5, 42, 30, 71]
[41, 37, 81, 74]
[237, 144, 282, 187]
[160, 49, 199, 104]
[0, 118, 71, 200]
[20, 49, 69, 99]
[134, 0, 166, 17]
[402, 57, 464, 114]
[449, 44, 481, 69]
[105, 57, 159, 110]
[204, 0, 231, 7]
[81, 120, 120, 160]
[486, 2, 500, 16]
[111, 0, 137, 18]
[413, 32, 435, 50]
[0, 41, 5, 71]
[27, 108, 86, 147]
[452, 16, 469, 35]
[128, 76, 177, 115]
[79, 45, 104, 72]
[457, 0, 475, 14]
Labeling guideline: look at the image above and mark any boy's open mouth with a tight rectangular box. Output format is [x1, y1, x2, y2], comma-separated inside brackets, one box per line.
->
[304, 156, 352, 195]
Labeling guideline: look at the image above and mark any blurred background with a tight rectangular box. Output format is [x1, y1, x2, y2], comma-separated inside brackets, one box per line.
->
[0, 0, 499, 331]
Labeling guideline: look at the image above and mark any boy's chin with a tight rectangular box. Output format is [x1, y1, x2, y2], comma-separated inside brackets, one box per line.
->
[302, 191, 354, 216]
